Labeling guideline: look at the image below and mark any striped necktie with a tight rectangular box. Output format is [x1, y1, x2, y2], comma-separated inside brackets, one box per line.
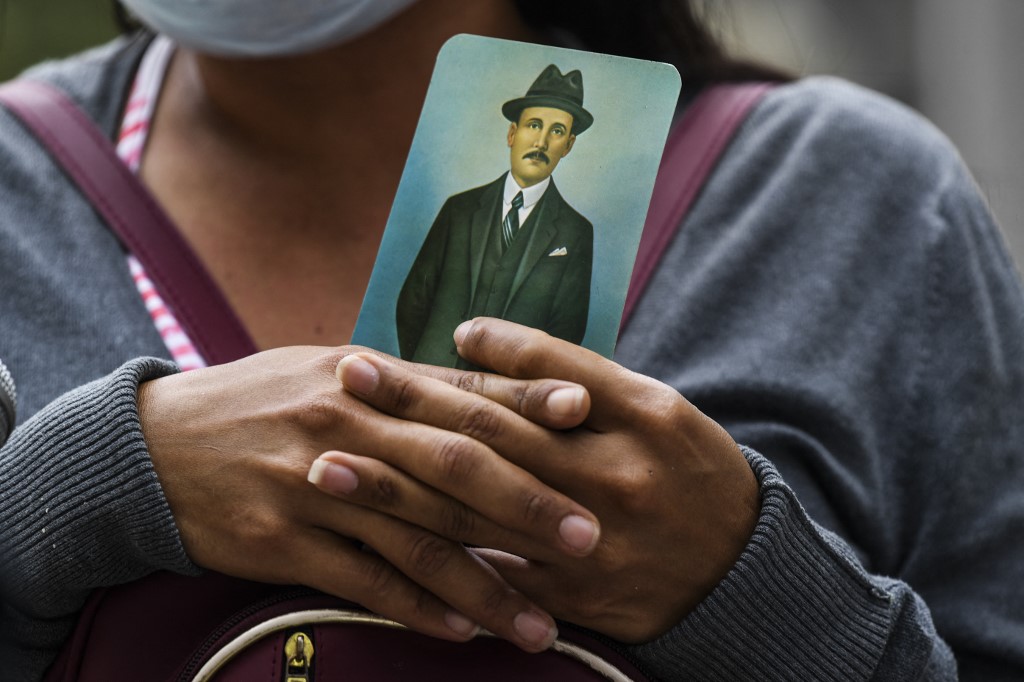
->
[502, 191, 525, 252]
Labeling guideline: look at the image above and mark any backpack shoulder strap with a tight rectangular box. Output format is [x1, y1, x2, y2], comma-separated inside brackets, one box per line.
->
[0, 79, 257, 365]
[621, 82, 776, 328]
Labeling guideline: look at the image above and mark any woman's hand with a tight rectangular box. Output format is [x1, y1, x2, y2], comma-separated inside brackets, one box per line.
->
[137, 345, 602, 651]
[311, 319, 759, 642]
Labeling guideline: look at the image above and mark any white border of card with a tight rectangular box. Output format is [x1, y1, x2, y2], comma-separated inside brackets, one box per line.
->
[352, 34, 680, 366]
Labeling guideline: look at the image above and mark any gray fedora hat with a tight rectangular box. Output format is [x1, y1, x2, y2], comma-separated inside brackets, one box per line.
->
[501, 64, 594, 135]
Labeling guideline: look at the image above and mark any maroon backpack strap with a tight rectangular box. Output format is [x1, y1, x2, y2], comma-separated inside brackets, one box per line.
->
[0, 79, 257, 365]
[621, 82, 776, 328]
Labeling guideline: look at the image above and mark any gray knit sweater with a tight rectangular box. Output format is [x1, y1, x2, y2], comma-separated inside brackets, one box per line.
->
[2, 35, 1023, 681]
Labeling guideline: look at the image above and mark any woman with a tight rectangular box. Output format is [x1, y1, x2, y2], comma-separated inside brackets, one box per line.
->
[2, 0, 1022, 679]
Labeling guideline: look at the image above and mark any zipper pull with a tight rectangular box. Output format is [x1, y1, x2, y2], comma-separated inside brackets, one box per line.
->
[284, 631, 315, 682]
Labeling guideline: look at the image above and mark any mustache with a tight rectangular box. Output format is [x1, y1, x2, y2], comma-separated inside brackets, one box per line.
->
[522, 150, 550, 164]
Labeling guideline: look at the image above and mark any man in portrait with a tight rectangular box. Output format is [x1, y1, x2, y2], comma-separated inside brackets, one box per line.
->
[396, 64, 594, 367]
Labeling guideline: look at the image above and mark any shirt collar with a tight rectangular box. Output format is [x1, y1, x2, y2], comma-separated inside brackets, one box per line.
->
[504, 173, 550, 209]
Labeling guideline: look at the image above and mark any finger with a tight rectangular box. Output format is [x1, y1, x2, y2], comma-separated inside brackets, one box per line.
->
[350, 349, 591, 430]
[334, 355, 602, 556]
[453, 318, 669, 426]
[468, 548, 590, 633]
[308, 450, 554, 561]
[296, 528, 480, 643]
[339, 352, 550, 451]
[471, 547, 546, 601]
[472, 547, 665, 644]
[470, 548, 596, 634]
[370, 530, 558, 653]
[303, 511, 560, 652]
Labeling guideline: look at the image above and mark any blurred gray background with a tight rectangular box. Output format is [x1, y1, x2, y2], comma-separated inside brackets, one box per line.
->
[721, 0, 1024, 271]
[2, 0, 1021, 270]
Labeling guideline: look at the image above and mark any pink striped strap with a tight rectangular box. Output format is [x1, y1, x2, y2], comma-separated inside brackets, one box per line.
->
[621, 82, 775, 328]
[0, 79, 257, 365]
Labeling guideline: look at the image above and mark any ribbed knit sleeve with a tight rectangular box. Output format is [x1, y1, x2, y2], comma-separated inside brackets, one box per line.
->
[0, 358, 200, 679]
[625, 447, 949, 681]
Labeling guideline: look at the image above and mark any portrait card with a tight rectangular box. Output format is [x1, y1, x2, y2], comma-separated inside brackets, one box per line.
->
[351, 34, 680, 365]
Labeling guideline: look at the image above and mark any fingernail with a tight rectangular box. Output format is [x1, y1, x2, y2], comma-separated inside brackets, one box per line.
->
[337, 355, 379, 395]
[546, 387, 585, 417]
[513, 611, 557, 649]
[308, 458, 359, 495]
[444, 610, 480, 638]
[453, 320, 474, 348]
[559, 514, 599, 554]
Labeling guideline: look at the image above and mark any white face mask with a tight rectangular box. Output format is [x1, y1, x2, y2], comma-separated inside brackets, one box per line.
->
[119, 0, 421, 57]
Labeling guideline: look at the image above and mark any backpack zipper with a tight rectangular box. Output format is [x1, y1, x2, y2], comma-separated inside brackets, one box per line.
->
[283, 630, 315, 682]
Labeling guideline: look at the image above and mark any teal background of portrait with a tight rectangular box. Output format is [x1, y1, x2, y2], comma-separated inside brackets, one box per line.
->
[352, 34, 680, 358]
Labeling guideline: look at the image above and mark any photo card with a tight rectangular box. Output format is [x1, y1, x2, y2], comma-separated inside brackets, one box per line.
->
[351, 34, 680, 365]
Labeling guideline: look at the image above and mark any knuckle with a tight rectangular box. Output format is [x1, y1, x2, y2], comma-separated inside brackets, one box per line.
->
[412, 585, 437, 619]
[590, 541, 632, 577]
[608, 463, 657, 517]
[452, 401, 504, 442]
[512, 384, 530, 415]
[637, 382, 689, 425]
[576, 599, 608, 624]
[360, 555, 401, 596]
[479, 583, 514, 618]
[462, 319, 491, 351]
[313, 349, 346, 378]
[515, 381, 551, 418]
[562, 585, 603, 621]
[435, 434, 482, 486]
[386, 373, 419, 414]
[405, 533, 457, 579]
[239, 511, 290, 551]
[503, 333, 549, 379]
[439, 499, 477, 539]
[290, 393, 346, 434]
[520, 490, 558, 525]
[453, 371, 486, 395]
[368, 473, 400, 508]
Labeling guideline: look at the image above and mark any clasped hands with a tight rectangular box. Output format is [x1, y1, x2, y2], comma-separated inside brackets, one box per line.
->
[140, 318, 758, 654]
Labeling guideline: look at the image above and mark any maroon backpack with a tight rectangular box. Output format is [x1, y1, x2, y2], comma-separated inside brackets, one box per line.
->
[0, 78, 773, 682]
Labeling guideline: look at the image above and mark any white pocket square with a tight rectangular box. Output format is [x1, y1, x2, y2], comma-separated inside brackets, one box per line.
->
[547, 247, 568, 257]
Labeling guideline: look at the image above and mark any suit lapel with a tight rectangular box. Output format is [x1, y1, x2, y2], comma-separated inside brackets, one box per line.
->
[467, 176, 505, 307]
[505, 181, 562, 314]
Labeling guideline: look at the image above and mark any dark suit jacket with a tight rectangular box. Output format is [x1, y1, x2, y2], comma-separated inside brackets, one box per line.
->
[396, 174, 593, 366]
